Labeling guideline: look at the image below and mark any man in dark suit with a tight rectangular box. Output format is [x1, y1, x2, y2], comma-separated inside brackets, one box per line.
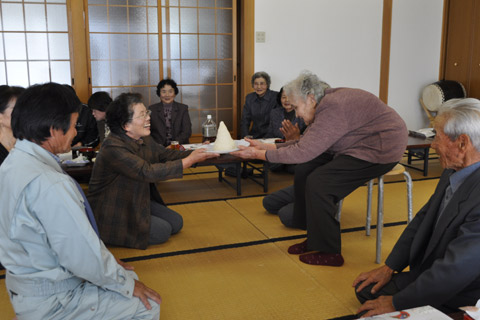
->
[353, 98, 480, 317]
[149, 79, 192, 146]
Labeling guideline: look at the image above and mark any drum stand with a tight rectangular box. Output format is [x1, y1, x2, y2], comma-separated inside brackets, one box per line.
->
[419, 98, 436, 128]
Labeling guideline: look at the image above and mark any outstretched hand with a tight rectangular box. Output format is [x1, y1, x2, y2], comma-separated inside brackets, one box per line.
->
[230, 145, 260, 159]
[182, 148, 219, 168]
[133, 279, 162, 310]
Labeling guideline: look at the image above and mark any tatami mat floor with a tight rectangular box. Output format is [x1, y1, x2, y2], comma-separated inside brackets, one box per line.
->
[0, 156, 443, 319]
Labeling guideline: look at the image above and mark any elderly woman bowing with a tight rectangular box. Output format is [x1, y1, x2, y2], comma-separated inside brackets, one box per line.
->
[232, 71, 408, 266]
[88, 93, 218, 249]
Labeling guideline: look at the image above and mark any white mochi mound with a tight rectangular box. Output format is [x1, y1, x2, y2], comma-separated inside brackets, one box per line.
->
[213, 121, 236, 151]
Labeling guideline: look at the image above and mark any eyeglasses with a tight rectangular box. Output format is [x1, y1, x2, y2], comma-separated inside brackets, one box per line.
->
[129, 110, 151, 120]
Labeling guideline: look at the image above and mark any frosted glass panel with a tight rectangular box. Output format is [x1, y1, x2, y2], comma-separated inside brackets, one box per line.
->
[217, 60, 232, 83]
[199, 35, 215, 59]
[166, 8, 179, 33]
[180, 34, 198, 59]
[198, 9, 214, 34]
[147, 7, 158, 33]
[90, 34, 110, 60]
[164, 60, 180, 82]
[47, 5, 68, 31]
[134, 86, 150, 105]
[131, 61, 148, 85]
[190, 109, 200, 134]
[0, 35, 4, 60]
[29, 61, 50, 85]
[109, 34, 129, 60]
[198, 0, 215, 7]
[27, 33, 49, 60]
[199, 85, 215, 109]
[110, 0, 127, 4]
[49, 33, 70, 60]
[180, 8, 197, 33]
[217, 85, 232, 108]
[0, 65, 6, 85]
[216, 35, 232, 59]
[217, 9, 232, 33]
[180, 0, 197, 6]
[181, 85, 199, 108]
[148, 35, 159, 60]
[7, 62, 29, 87]
[169, 0, 179, 6]
[109, 6, 128, 33]
[217, 109, 233, 129]
[111, 60, 130, 86]
[111, 87, 127, 99]
[129, 6, 147, 33]
[129, 34, 148, 60]
[91, 61, 111, 86]
[129, 0, 147, 5]
[148, 0, 157, 6]
[181, 60, 198, 84]
[47, 0, 67, 2]
[199, 60, 215, 83]
[4, 33, 26, 60]
[88, 6, 108, 32]
[50, 61, 71, 84]
[2, 4, 24, 31]
[25, 4, 47, 31]
[88, 0, 106, 4]
[161, 8, 166, 33]
[163, 34, 180, 59]
[149, 87, 159, 104]
[149, 61, 160, 85]
[216, 0, 232, 8]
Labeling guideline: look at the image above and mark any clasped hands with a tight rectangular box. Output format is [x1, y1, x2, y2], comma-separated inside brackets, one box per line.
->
[352, 265, 396, 317]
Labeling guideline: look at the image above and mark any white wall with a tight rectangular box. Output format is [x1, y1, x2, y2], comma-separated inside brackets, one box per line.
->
[254, 0, 444, 130]
[388, 0, 444, 130]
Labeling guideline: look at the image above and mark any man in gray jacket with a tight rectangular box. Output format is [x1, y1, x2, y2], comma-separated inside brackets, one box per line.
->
[353, 99, 480, 317]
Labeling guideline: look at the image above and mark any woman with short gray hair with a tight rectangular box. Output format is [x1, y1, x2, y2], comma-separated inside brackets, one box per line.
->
[240, 71, 278, 139]
[233, 70, 408, 267]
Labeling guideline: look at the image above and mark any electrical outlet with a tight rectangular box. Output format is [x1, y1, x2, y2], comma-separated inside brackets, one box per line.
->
[256, 31, 266, 43]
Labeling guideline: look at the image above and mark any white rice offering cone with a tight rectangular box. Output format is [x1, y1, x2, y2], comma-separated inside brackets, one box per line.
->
[214, 121, 236, 151]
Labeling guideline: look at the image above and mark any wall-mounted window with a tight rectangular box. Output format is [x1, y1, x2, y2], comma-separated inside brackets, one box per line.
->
[0, 0, 71, 87]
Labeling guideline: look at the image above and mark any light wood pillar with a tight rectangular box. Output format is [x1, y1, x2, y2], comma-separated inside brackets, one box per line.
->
[68, 0, 90, 103]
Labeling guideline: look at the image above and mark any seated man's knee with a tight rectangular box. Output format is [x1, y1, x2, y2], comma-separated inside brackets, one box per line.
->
[354, 282, 376, 304]
[133, 298, 161, 320]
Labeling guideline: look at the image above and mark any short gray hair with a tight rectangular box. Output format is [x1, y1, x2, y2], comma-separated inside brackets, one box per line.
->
[438, 98, 480, 152]
[251, 71, 271, 88]
[284, 70, 330, 103]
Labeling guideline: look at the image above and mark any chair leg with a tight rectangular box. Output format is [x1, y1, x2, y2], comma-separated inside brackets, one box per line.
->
[403, 171, 413, 223]
[366, 179, 374, 236]
[336, 199, 343, 222]
[376, 176, 384, 264]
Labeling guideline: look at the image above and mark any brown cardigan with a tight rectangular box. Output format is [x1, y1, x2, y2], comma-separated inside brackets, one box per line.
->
[88, 133, 191, 249]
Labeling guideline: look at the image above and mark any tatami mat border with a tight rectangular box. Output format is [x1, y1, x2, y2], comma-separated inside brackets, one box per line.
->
[0, 221, 408, 280]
